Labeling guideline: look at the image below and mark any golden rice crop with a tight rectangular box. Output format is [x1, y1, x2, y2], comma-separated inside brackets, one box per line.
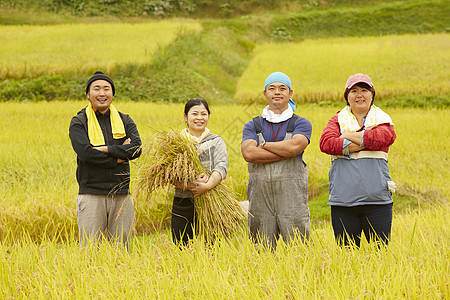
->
[134, 130, 246, 242]
[0, 101, 448, 242]
[1, 204, 449, 298]
[0, 21, 201, 79]
[236, 33, 450, 103]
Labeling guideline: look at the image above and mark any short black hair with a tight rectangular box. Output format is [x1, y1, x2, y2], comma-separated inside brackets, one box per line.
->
[184, 98, 210, 115]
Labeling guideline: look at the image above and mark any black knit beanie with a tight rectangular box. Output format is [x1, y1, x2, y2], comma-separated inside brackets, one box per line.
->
[86, 71, 115, 95]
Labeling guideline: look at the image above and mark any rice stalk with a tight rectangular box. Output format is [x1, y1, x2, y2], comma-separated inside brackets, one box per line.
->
[134, 130, 246, 242]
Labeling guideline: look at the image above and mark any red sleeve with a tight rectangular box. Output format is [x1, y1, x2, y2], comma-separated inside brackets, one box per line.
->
[319, 115, 344, 155]
[363, 124, 396, 151]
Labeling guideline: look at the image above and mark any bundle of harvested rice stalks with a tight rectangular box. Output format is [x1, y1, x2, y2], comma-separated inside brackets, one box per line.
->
[134, 130, 246, 242]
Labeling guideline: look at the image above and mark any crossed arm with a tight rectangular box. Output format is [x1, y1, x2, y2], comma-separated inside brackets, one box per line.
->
[241, 134, 309, 164]
[340, 127, 395, 153]
[340, 132, 365, 153]
[69, 114, 142, 167]
[320, 115, 396, 155]
[93, 138, 131, 163]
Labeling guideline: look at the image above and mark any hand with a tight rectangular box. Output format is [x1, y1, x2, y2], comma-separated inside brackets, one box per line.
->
[93, 146, 108, 153]
[348, 143, 364, 153]
[190, 181, 210, 197]
[340, 132, 362, 145]
[191, 172, 221, 196]
[117, 139, 131, 163]
[196, 173, 209, 183]
[93, 138, 129, 153]
[190, 173, 211, 196]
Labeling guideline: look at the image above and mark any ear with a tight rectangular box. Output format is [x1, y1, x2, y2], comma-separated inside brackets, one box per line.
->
[184, 114, 188, 125]
[289, 89, 293, 97]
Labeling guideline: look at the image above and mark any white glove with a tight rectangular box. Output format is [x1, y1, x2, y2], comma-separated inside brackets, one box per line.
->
[387, 181, 397, 193]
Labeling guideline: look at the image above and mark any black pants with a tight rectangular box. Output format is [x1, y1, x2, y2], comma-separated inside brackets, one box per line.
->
[331, 204, 392, 247]
[171, 197, 195, 246]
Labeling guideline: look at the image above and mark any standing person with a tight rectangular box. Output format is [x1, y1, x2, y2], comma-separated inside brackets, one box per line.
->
[241, 72, 312, 249]
[69, 71, 142, 250]
[319, 73, 396, 247]
[172, 98, 228, 246]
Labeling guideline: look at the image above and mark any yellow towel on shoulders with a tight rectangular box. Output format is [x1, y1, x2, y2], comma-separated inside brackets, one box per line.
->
[338, 105, 394, 134]
[86, 103, 126, 146]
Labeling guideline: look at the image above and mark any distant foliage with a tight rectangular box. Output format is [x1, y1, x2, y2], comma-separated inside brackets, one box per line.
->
[1, 0, 285, 18]
[378, 94, 450, 109]
[270, 26, 293, 41]
[276, 0, 449, 39]
[1, 0, 426, 19]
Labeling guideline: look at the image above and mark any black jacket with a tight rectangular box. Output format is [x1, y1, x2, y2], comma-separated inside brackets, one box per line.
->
[69, 107, 141, 195]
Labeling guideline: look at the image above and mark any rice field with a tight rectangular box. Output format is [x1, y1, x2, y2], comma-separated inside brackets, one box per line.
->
[1, 203, 448, 298]
[0, 101, 448, 239]
[235, 33, 450, 103]
[1, 21, 449, 298]
[0, 100, 448, 297]
[0, 21, 201, 79]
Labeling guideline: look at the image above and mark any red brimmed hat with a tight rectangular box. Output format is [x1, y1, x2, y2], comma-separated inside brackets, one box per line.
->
[345, 73, 373, 90]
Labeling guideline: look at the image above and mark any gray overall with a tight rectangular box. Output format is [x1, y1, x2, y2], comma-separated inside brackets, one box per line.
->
[247, 116, 310, 248]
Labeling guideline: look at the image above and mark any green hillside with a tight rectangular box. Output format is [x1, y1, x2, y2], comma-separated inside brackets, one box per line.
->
[0, 0, 448, 104]
[1, 0, 434, 20]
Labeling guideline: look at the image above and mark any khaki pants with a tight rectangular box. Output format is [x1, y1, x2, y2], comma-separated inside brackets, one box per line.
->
[76, 194, 134, 251]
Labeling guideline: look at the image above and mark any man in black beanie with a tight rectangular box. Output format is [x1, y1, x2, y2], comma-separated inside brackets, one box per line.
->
[69, 71, 141, 251]
[85, 71, 116, 95]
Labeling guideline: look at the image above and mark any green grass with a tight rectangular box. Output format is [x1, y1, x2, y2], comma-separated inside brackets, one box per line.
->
[275, 0, 449, 40]
[235, 33, 450, 104]
[1, 0, 447, 21]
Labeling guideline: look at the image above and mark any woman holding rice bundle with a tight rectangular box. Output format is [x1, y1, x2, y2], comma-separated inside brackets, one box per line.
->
[319, 73, 396, 247]
[172, 98, 228, 245]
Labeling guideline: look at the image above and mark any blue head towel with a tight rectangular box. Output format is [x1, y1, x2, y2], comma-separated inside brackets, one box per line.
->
[264, 72, 296, 111]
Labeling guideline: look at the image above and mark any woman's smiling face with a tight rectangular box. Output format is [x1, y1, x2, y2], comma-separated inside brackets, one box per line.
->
[347, 85, 373, 114]
[184, 104, 209, 136]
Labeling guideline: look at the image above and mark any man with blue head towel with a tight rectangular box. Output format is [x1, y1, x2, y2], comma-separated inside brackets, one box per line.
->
[265, 72, 297, 112]
[241, 71, 312, 249]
